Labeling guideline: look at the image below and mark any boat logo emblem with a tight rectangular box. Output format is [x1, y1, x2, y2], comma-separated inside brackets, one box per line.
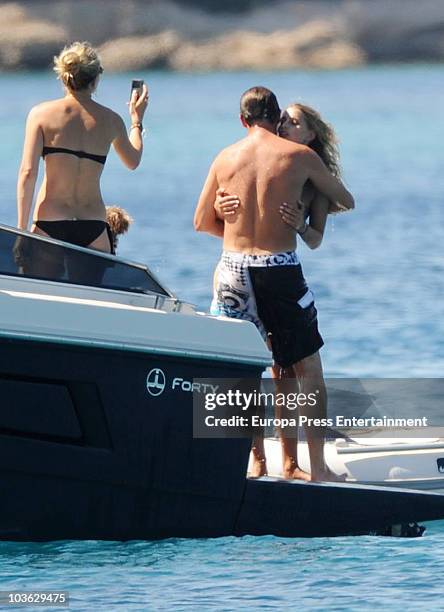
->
[437, 458, 444, 473]
[146, 368, 166, 396]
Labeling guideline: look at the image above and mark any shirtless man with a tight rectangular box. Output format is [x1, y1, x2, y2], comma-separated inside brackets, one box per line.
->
[194, 86, 354, 481]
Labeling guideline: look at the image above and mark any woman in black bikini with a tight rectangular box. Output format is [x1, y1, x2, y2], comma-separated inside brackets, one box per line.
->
[17, 41, 148, 260]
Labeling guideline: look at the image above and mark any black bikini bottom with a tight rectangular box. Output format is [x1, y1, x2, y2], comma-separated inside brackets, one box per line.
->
[14, 219, 116, 285]
[35, 219, 115, 254]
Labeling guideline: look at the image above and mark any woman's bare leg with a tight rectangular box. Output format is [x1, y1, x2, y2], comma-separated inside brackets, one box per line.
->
[293, 352, 346, 482]
[250, 434, 268, 478]
[273, 363, 311, 480]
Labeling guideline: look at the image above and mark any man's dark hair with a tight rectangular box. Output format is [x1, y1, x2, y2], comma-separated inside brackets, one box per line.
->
[240, 86, 281, 126]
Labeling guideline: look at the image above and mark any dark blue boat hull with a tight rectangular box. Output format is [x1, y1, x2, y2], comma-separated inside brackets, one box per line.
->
[1, 337, 444, 540]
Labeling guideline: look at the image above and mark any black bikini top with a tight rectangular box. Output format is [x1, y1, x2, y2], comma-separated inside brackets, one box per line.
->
[42, 146, 107, 165]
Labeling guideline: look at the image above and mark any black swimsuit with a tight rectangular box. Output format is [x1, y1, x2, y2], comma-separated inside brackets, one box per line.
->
[35, 220, 115, 254]
[38, 146, 114, 253]
[42, 146, 107, 165]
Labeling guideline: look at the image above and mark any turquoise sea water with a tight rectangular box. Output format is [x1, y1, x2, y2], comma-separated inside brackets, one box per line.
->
[0, 66, 443, 609]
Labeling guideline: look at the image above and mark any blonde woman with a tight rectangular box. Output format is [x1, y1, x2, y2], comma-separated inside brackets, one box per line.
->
[17, 41, 148, 258]
[277, 103, 345, 239]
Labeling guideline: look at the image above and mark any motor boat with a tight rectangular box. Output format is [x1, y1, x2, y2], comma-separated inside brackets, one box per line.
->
[1, 223, 444, 540]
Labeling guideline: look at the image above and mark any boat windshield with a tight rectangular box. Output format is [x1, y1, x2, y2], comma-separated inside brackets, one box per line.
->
[0, 225, 172, 297]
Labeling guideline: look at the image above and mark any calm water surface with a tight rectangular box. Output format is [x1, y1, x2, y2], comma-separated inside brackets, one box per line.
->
[0, 66, 443, 610]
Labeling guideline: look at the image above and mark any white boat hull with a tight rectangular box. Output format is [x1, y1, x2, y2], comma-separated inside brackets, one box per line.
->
[249, 437, 444, 493]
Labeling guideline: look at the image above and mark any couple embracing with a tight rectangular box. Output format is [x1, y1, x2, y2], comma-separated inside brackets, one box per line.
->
[194, 86, 354, 482]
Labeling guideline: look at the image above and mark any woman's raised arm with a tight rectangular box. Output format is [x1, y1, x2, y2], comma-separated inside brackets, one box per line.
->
[112, 84, 148, 170]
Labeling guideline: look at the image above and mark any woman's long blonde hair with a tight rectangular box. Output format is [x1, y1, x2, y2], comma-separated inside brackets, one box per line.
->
[288, 103, 341, 178]
[53, 41, 102, 92]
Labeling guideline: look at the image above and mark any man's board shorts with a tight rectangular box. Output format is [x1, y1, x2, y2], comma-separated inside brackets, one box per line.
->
[210, 250, 324, 368]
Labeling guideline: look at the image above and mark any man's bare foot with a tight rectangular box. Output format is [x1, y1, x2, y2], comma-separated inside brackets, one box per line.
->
[283, 459, 311, 481]
[310, 467, 347, 482]
[250, 457, 268, 478]
[283, 466, 312, 481]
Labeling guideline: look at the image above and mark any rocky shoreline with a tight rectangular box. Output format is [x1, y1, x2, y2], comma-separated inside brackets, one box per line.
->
[1, 1, 444, 71]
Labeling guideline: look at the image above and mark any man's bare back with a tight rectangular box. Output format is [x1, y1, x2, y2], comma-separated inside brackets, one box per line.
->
[214, 128, 310, 254]
[194, 126, 353, 249]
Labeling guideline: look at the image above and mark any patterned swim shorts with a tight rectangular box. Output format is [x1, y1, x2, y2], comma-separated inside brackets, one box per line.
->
[210, 250, 323, 367]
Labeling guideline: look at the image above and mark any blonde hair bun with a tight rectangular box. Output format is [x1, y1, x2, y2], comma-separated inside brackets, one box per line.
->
[54, 42, 102, 91]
